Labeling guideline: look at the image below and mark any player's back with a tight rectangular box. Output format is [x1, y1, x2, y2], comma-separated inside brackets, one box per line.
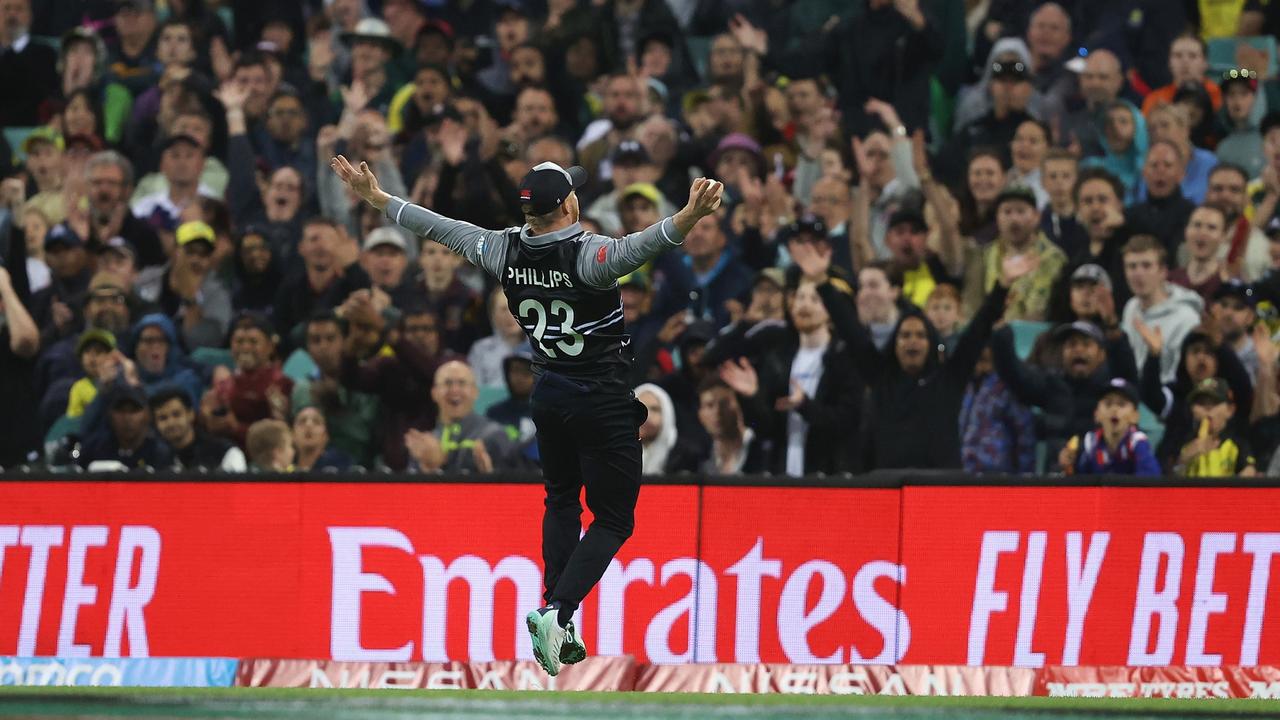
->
[500, 230, 631, 388]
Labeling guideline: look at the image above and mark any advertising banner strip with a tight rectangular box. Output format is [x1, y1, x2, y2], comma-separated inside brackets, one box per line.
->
[0, 657, 238, 687]
[4, 482, 1280, 666]
[235, 656, 638, 691]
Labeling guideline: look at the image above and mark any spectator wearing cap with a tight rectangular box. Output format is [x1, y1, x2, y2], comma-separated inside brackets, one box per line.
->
[586, 141, 676, 237]
[204, 312, 293, 447]
[618, 271, 666, 384]
[19, 128, 67, 226]
[1217, 69, 1265, 178]
[1169, 204, 1231, 304]
[1175, 377, 1258, 476]
[617, 182, 663, 235]
[73, 382, 173, 470]
[650, 210, 752, 329]
[1056, 263, 1121, 331]
[105, 0, 160, 96]
[962, 186, 1067, 321]
[1210, 280, 1261, 383]
[128, 313, 204, 406]
[65, 328, 117, 418]
[952, 40, 1051, 139]
[1059, 378, 1160, 476]
[1122, 235, 1206, 384]
[1141, 104, 1219, 205]
[149, 386, 245, 471]
[1060, 49, 1127, 161]
[339, 18, 401, 114]
[130, 134, 212, 237]
[135, 220, 232, 350]
[0, 263, 40, 465]
[289, 311, 378, 465]
[883, 206, 961, 309]
[467, 287, 527, 388]
[1142, 33, 1222, 118]
[0, 0, 58, 126]
[993, 320, 1139, 466]
[360, 227, 416, 309]
[803, 177, 857, 275]
[1126, 140, 1196, 259]
[83, 151, 166, 270]
[1203, 164, 1271, 282]
[30, 223, 92, 343]
[943, 47, 1039, 183]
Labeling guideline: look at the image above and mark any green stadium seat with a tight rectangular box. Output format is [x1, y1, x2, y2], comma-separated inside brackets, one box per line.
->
[686, 36, 711, 84]
[1208, 37, 1275, 78]
[475, 385, 509, 416]
[44, 414, 81, 451]
[190, 346, 235, 371]
[283, 349, 318, 383]
[3, 127, 36, 163]
[1138, 402, 1164, 451]
[1008, 320, 1051, 361]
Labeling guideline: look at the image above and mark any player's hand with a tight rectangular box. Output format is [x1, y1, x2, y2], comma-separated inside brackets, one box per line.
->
[686, 177, 724, 219]
[330, 155, 389, 211]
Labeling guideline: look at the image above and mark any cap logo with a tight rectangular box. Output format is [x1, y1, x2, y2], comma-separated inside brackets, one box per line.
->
[520, 189, 532, 201]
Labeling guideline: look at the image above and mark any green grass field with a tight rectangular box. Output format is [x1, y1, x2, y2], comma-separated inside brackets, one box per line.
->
[0, 687, 1277, 720]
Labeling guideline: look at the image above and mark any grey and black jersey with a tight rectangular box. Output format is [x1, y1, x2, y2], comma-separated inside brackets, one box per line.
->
[384, 195, 687, 386]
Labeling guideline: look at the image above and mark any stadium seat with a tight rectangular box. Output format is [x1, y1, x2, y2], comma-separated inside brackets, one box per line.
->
[1208, 37, 1275, 78]
[283, 349, 318, 383]
[3, 127, 36, 163]
[43, 414, 80, 456]
[1008, 320, 1051, 361]
[1138, 402, 1164, 451]
[190, 347, 235, 371]
[474, 385, 509, 416]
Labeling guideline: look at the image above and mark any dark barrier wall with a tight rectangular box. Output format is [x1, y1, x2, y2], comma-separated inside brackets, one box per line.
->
[1, 472, 1279, 667]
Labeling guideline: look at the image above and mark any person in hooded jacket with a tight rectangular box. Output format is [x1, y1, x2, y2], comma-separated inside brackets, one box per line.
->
[634, 383, 700, 474]
[793, 236, 1036, 470]
[706, 258, 864, 475]
[128, 313, 205, 405]
[1134, 327, 1254, 471]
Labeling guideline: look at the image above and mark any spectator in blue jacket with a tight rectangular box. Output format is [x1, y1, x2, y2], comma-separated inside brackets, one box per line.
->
[960, 347, 1038, 474]
[1059, 378, 1160, 476]
[128, 313, 205, 404]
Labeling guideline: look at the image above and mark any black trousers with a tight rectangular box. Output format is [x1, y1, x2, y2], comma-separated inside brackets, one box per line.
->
[530, 371, 645, 615]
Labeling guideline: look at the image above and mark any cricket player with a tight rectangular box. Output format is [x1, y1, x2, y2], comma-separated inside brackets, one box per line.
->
[330, 154, 723, 675]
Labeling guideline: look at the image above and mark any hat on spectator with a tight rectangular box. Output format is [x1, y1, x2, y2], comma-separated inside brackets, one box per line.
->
[888, 207, 927, 233]
[679, 320, 717, 349]
[755, 267, 786, 290]
[990, 57, 1029, 81]
[64, 134, 104, 153]
[494, 0, 529, 16]
[418, 19, 455, 40]
[99, 236, 137, 262]
[1099, 377, 1139, 406]
[364, 227, 407, 252]
[21, 126, 64, 155]
[106, 383, 149, 412]
[787, 213, 828, 240]
[503, 342, 534, 372]
[1221, 67, 1259, 94]
[89, 271, 127, 294]
[44, 223, 84, 251]
[1051, 320, 1105, 345]
[176, 221, 216, 249]
[114, 0, 155, 12]
[76, 328, 117, 356]
[1212, 278, 1256, 307]
[993, 185, 1038, 211]
[342, 18, 400, 54]
[519, 162, 588, 215]
[160, 134, 203, 153]
[620, 182, 661, 207]
[620, 270, 649, 291]
[1188, 377, 1233, 405]
[425, 102, 463, 126]
[1070, 263, 1112, 291]
[710, 133, 763, 168]
[612, 140, 651, 166]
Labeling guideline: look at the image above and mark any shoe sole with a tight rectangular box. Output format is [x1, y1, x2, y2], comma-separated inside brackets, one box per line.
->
[525, 611, 561, 676]
[561, 641, 586, 665]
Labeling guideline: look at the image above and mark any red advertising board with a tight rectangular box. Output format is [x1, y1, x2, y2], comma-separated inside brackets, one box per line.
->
[1, 480, 1279, 667]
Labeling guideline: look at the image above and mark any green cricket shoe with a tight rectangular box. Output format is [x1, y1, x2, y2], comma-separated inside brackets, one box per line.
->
[525, 607, 565, 676]
[560, 619, 586, 665]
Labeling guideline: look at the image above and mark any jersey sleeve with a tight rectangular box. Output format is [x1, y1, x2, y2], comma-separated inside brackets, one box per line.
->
[576, 216, 685, 289]
[385, 196, 509, 279]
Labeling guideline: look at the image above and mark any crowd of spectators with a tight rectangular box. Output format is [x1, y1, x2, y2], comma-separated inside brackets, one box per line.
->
[6, 0, 1280, 478]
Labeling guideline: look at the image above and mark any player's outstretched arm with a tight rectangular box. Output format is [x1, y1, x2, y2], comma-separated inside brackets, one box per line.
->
[577, 177, 725, 289]
[329, 154, 507, 278]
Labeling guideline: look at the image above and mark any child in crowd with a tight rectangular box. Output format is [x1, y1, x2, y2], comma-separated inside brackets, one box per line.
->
[1176, 377, 1257, 476]
[925, 283, 962, 353]
[66, 330, 118, 418]
[245, 418, 295, 472]
[1059, 378, 1160, 475]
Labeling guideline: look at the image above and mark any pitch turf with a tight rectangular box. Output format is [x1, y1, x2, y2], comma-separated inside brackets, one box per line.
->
[0, 687, 1277, 720]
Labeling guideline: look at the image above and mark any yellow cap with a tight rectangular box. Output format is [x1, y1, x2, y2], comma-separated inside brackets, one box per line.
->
[620, 182, 661, 207]
[176, 220, 216, 247]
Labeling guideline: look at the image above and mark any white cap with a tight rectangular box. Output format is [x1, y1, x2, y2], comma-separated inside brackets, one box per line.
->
[363, 227, 407, 252]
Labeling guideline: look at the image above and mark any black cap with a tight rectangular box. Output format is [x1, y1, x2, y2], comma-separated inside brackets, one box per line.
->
[1100, 377, 1139, 406]
[160, 133, 202, 152]
[1188, 377, 1233, 405]
[425, 102, 463, 126]
[994, 185, 1038, 211]
[1212, 279, 1256, 307]
[887, 207, 927, 233]
[679, 320, 717, 348]
[788, 213, 828, 240]
[1221, 67, 1259, 93]
[518, 162, 588, 215]
[1052, 320, 1105, 344]
[612, 140, 651, 166]
[107, 383, 149, 411]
